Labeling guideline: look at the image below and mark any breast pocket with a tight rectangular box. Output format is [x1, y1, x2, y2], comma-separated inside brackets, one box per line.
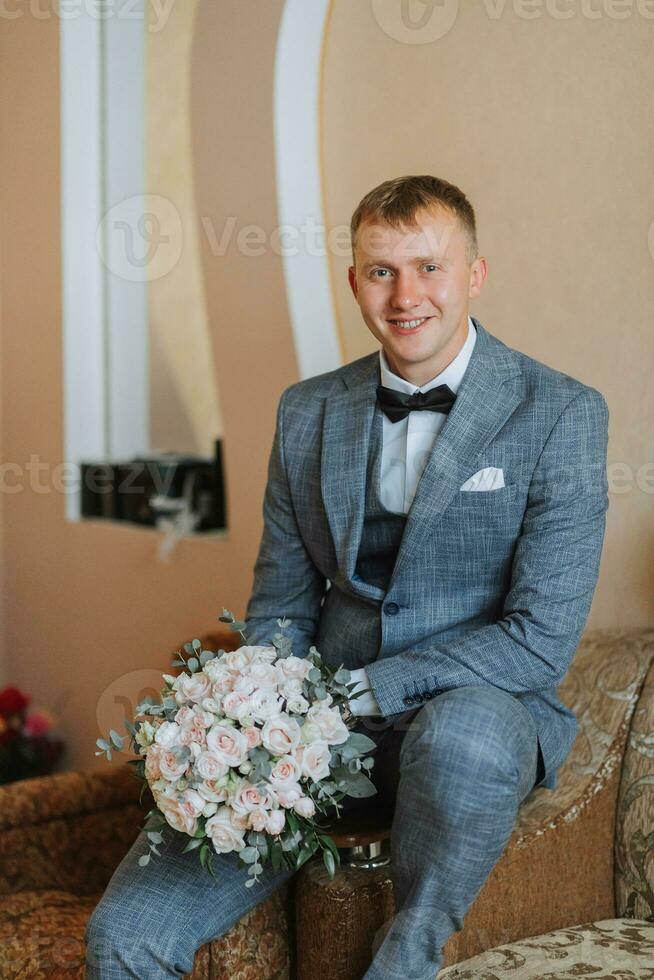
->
[447, 482, 525, 539]
[455, 483, 522, 507]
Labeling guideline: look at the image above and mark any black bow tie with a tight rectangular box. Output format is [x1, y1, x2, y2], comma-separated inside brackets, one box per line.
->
[376, 383, 457, 423]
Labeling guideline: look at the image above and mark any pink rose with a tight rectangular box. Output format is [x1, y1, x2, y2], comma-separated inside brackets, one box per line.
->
[242, 726, 262, 749]
[269, 756, 301, 790]
[231, 779, 277, 815]
[206, 723, 249, 768]
[158, 792, 198, 836]
[158, 748, 190, 782]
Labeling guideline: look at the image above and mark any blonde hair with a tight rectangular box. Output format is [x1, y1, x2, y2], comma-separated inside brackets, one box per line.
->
[350, 175, 478, 265]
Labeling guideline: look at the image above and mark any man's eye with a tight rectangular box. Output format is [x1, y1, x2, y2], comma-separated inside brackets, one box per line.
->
[372, 269, 391, 278]
[424, 264, 438, 272]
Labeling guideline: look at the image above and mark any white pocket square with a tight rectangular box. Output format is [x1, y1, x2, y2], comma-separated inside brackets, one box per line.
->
[460, 467, 505, 492]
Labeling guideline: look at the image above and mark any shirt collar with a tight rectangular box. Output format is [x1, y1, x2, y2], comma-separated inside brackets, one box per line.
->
[378, 316, 477, 395]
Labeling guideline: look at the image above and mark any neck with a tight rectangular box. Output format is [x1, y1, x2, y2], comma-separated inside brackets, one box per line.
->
[383, 318, 469, 387]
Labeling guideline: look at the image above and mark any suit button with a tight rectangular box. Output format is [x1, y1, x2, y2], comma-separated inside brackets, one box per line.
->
[403, 695, 415, 706]
[384, 602, 400, 616]
[422, 691, 432, 700]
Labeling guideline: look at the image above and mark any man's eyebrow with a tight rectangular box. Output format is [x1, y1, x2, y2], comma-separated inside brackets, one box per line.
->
[361, 255, 448, 270]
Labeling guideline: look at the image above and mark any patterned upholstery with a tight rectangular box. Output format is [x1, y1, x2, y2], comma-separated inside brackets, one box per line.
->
[440, 918, 654, 978]
[0, 764, 292, 979]
[615, 651, 654, 920]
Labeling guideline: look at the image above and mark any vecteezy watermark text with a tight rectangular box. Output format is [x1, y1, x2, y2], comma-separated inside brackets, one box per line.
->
[0, 0, 176, 32]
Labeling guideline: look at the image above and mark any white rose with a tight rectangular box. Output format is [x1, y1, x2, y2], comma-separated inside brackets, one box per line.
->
[241, 661, 282, 690]
[174, 706, 195, 728]
[276, 782, 304, 808]
[305, 704, 349, 745]
[220, 647, 260, 671]
[211, 674, 235, 696]
[296, 742, 331, 782]
[174, 672, 212, 705]
[277, 656, 312, 682]
[199, 696, 222, 714]
[206, 723, 249, 768]
[194, 750, 229, 781]
[293, 796, 316, 819]
[299, 721, 325, 745]
[154, 721, 183, 749]
[286, 693, 310, 715]
[205, 806, 246, 854]
[179, 788, 205, 818]
[261, 713, 302, 756]
[265, 809, 286, 835]
[221, 690, 253, 721]
[246, 688, 285, 724]
[196, 776, 230, 804]
[231, 675, 258, 697]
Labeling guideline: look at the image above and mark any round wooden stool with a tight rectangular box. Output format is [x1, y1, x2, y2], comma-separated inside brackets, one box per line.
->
[295, 806, 395, 980]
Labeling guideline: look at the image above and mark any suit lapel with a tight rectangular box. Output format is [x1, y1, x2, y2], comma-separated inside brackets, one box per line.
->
[320, 355, 380, 596]
[389, 321, 522, 588]
[320, 320, 523, 596]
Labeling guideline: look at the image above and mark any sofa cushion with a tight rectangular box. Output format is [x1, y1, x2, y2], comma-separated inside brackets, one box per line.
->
[0, 889, 97, 978]
[440, 918, 654, 978]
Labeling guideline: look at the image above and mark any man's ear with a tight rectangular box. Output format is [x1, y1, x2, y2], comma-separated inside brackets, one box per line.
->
[469, 256, 488, 299]
[348, 265, 359, 303]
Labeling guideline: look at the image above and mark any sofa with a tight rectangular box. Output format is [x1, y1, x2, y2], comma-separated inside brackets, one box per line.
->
[0, 627, 652, 978]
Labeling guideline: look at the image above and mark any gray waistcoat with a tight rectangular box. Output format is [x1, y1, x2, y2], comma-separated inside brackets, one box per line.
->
[354, 405, 407, 592]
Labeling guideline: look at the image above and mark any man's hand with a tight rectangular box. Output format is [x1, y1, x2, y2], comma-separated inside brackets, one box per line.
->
[347, 667, 384, 717]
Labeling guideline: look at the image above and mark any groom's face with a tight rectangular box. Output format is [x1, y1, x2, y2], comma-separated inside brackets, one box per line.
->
[348, 206, 487, 386]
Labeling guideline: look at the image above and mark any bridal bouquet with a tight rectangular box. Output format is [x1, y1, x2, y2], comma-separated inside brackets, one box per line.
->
[95, 610, 377, 887]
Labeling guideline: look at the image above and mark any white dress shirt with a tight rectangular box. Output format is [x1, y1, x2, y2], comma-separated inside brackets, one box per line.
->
[378, 316, 477, 514]
[348, 317, 477, 716]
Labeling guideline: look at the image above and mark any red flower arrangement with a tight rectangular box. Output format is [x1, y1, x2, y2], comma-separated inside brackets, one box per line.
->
[0, 685, 65, 784]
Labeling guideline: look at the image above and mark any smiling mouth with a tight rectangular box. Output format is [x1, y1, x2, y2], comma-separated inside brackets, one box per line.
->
[388, 316, 432, 331]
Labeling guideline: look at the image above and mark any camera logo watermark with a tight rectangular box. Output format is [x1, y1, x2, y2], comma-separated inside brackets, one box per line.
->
[371, 0, 460, 44]
[96, 194, 183, 283]
[371, 0, 654, 45]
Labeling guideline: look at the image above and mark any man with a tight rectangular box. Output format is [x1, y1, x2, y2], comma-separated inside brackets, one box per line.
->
[243, 175, 609, 976]
[85, 176, 608, 979]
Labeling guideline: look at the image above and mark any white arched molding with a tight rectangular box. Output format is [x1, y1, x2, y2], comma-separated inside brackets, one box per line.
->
[274, 0, 343, 379]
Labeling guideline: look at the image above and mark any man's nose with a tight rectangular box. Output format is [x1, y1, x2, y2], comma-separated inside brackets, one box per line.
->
[390, 274, 422, 309]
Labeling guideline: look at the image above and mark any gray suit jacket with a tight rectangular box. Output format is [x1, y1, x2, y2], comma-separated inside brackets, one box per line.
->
[244, 318, 609, 789]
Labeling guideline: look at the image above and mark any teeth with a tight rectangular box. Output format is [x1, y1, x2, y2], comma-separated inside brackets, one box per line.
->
[391, 317, 427, 329]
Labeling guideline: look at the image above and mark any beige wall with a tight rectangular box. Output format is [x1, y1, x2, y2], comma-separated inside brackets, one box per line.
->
[0, 1, 294, 772]
[0, 1, 652, 771]
[323, 0, 654, 627]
